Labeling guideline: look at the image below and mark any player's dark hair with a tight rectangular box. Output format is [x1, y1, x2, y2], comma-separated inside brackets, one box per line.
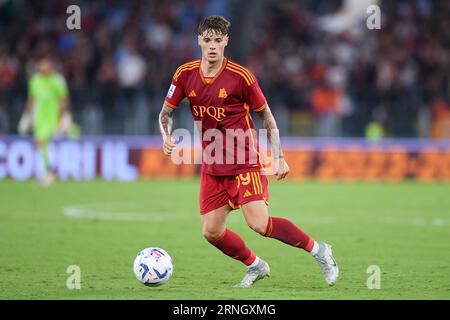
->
[198, 16, 231, 36]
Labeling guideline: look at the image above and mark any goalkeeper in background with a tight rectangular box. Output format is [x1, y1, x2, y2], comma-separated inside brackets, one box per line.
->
[18, 57, 76, 186]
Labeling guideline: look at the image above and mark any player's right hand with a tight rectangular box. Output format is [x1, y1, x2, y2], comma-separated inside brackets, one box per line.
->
[163, 136, 176, 156]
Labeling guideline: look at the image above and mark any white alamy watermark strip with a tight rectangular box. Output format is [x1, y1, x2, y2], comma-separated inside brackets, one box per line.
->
[66, 5, 81, 30]
[66, 265, 81, 290]
[366, 4, 381, 30]
[168, 121, 280, 175]
[366, 265, 381, 289]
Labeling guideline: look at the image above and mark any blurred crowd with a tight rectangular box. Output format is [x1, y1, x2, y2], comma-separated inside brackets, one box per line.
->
[0, 0, 449, 137]
[248, 0, 450, 137]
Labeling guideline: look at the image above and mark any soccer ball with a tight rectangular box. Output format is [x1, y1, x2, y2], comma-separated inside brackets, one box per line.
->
[133, 247, 173, 286]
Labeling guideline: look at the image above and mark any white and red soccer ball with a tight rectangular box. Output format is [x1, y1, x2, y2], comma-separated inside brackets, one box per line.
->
[133, 247, 173, 286]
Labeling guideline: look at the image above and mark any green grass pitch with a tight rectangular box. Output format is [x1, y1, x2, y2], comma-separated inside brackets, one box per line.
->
[0, 179, 449, 299]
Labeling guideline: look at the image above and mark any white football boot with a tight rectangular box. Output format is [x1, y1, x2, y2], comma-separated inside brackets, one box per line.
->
[312, 242, 339, 286]
[234, 259, 270, 288]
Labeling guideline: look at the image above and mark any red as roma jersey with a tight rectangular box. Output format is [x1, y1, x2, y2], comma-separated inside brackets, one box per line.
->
[164, 58, 267, 176]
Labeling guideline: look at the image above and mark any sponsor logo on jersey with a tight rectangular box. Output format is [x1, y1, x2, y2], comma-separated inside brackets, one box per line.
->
[188, 90, 197, 97]
[192, 105, 226, 122]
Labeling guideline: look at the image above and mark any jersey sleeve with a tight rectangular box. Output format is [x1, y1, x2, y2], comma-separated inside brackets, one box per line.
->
[28, 76, 37, 98]
[164, 70, 186, 109]
[243, 75, 267, 112]
[55, 74, 68, 98]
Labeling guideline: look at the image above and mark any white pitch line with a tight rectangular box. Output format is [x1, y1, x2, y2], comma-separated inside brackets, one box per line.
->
[62, 203, 188, 221]
[378, 217, 450, 226]
[61, 203, 338, 224]
[61, 203, 449, 226]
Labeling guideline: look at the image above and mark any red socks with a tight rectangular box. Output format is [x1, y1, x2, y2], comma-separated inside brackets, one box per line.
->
[264, 216, 315, 252]
[208, 229, 256, 266]
[207, 217, 314, 267]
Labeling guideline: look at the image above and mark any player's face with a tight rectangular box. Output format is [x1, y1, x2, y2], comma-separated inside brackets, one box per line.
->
[198, 30, 228, 63]
[37, 59, 53, 75]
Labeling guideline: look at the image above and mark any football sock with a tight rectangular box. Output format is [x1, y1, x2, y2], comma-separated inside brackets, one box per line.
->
[248, 256, 261, 268]
[263, 216, 315, 252]
[208, 228, 256, 266]
[310, 241, 320, 255]
[40, 144, 50, 172]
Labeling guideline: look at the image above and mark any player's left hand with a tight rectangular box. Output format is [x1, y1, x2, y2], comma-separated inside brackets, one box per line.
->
[274, 157, 290, 180]
[55, 111, 73, 137]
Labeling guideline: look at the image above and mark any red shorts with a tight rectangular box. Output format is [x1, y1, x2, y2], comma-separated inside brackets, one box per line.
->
[200, 171, 269, 214]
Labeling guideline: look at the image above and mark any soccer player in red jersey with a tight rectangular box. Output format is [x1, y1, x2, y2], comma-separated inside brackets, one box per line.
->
[159, 16, 339, 287]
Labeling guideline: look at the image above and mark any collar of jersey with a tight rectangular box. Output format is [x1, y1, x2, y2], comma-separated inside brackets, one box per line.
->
[199, 57, 228, 85]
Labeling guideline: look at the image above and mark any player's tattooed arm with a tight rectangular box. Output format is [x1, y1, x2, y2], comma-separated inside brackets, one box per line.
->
[256, 104, 284, 159]
[159, 104, 176, 156]
[159, 104, 174, 138]
[256, 103, 290, 179]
